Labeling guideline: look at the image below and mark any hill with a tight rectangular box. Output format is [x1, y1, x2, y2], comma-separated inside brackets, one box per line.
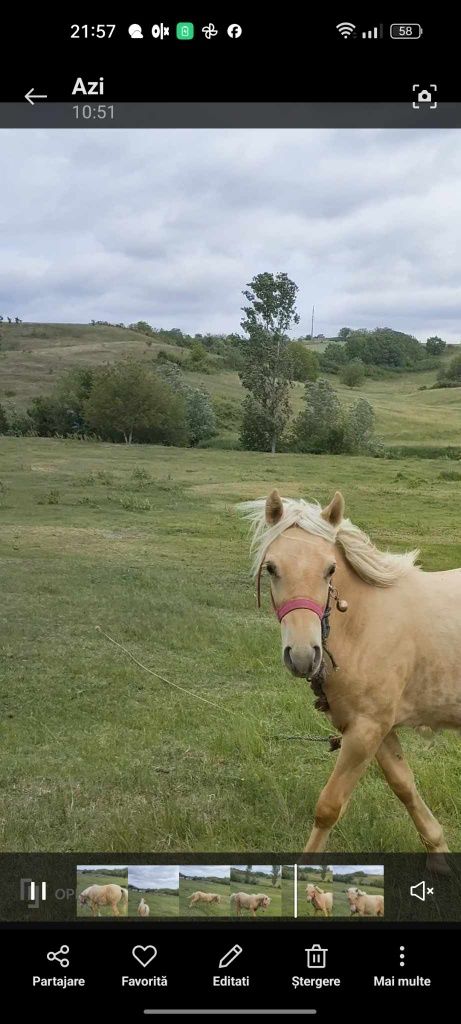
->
[1, 322, 460, 451]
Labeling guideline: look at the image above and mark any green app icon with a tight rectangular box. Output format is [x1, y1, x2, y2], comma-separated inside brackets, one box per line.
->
[176, 22, 194, 40]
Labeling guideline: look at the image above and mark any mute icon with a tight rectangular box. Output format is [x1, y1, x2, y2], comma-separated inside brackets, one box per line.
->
[410, 880, 434, 901]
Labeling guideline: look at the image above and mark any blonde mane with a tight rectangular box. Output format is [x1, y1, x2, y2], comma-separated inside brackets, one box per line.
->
[238, 496, 419, 588]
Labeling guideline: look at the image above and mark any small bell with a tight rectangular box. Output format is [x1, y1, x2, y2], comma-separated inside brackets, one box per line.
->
[336, 598, 348, 613]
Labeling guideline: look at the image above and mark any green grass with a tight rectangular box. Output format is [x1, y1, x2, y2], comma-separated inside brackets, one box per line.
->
[282, 876, 384, 918]
[128, 887, 179, 918]
[229, 877, 282, 918]
[0, 438, 460, 853]
[1, 322, 461, 450]
[76, 870, 128, 917]
[179, 877, 231, 917]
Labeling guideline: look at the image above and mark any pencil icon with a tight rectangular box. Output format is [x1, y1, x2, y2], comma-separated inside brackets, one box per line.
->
[218, 944, 243, 969]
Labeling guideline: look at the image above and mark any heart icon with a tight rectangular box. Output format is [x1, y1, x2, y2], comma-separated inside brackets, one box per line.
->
[132, 945, 157, 968]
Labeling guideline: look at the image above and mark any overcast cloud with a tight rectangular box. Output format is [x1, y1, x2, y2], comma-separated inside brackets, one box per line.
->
[1, 129, 460, 340]
[179, 865, 229, 879]
[129, 865, 178, 890]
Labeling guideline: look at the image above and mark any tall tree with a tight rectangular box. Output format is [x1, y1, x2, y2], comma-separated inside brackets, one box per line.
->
[271, 865, 280, 887]
[239, 272, 300, 453]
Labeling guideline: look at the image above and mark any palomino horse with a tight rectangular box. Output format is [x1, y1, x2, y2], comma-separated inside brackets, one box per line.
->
[240, 489, 461, 853]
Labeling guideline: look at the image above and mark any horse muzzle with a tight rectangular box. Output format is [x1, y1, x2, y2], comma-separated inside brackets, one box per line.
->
[283, 644, 322, 679]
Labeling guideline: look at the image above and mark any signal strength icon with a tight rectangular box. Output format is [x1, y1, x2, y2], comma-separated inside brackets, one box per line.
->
[336, 22, 356, 38]
[362, 25, 384, 39]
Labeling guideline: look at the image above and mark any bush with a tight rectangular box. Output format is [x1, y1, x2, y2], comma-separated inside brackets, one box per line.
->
[339, 360, 365, 388]
[437, 352, 461, 385]
[156, 363, 216, 445]
[119, 495, 152, 511]
[0, 403, 9, 433]
[426, 336, 446, 356]
[292, 379, 377, 454]
[240, 394, 279, 452]
[84, 358, 188, 445]
[287, 342, 319, 382]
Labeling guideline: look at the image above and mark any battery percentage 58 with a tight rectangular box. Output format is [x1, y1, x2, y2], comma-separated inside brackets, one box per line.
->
[390, 24, 423, 39]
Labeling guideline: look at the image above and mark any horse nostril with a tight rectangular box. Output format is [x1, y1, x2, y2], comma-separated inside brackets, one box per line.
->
[312, 645, 322, 673]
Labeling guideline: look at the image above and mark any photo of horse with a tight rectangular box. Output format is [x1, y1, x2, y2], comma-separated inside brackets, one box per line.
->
[1, 129, 461, 857]
[179, 867, 230, 917]
[282, 865, 384, 918]
[76, 866, 128, 918]
[230, 866, 282, 918]
[127, 866, 179, 918]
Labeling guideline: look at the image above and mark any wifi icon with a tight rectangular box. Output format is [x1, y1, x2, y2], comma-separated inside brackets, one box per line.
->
[336, 22, 356, 38]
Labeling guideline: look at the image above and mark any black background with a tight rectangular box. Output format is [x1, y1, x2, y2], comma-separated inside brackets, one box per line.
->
[0, 10, 459, 102]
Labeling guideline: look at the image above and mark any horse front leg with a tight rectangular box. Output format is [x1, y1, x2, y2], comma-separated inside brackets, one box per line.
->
[375, 730, 449, 853]
[304, 717, 388, 852]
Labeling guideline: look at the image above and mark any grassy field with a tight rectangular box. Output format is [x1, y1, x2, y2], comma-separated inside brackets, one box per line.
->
[128, 887, 179, 918]
[179, 877, 231, 917]
[76, 869, 128, 917]
[1, 322, 461, 450]
[1, 437, 461, 853]
[229, 877, 282, 918]
[282, 876, 385, 918]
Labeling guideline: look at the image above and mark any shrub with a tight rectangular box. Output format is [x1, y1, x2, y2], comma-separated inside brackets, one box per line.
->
[119, 495, 152, 511]
[339, 360, 365, 388]
[293, 379, 378, 454]
[287, 342, 319, 382]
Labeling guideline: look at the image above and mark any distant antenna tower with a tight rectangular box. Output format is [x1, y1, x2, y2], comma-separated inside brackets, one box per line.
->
[311, 306, 315, 338]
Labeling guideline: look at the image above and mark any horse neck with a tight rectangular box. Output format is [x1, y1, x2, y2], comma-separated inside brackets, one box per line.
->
[330, 546, 371, 640]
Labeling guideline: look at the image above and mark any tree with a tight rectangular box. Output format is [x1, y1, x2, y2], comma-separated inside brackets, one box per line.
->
[84, 358, 187, 444]
[239, 272, 300, 453]
[184, 388, 216, 445]
[320, 865, 331, 882]
[343, 398, 376, 453]
[338, 327, 352, 340]
[426, 335, 447, 355]
[339, 359, 365, 388]
[293, 379, 344, 453]
[293, 380, 377, 454]
[157, 363, 216, 445]
[288, 342, 319, 382]
[271, 866, 280, 888]
[245, 865, 253, 884]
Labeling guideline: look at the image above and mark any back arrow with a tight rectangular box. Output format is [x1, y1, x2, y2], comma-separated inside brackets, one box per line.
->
[25, 89, 48, 105]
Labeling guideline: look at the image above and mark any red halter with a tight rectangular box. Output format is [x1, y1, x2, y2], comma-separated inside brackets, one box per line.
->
[275, 597, 325, 623]
[256, 562, 325, 622]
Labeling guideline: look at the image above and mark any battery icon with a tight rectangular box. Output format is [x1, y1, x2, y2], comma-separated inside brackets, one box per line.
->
[390, 24, 423, 39]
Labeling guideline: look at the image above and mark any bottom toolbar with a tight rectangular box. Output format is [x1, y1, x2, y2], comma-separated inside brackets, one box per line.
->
[1, 925, 456, 1015]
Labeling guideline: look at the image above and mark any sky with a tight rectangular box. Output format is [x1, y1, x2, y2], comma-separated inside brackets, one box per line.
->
[331, 865, 383, 875]
[1, 128, 461, 340]
[77, 865, 127, 872]
[129, 866, 178, 890]
[179, 865, 230, 879]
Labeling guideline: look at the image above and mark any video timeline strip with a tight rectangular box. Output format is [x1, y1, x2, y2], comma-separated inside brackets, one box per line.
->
[20, 863, 385, 921]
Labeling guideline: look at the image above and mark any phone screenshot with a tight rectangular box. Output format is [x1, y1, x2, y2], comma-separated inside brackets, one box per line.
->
[1, 10, 460, 1018]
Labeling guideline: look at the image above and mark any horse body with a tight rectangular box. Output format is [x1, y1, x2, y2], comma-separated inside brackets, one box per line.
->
[323, 557, 461, 733]
[240, 489, 461, 853]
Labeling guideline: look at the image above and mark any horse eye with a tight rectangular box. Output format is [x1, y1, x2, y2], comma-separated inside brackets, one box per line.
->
[328, 564, 336, 576]
[266, 562, 277, 577]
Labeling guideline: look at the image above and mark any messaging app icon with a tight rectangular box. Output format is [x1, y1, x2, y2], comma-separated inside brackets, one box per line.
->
[176, 22, 194, 41]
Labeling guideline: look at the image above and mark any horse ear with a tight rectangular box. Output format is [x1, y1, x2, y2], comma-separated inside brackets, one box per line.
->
[321, 490, 345, 527]
[265, 489, 283, 525]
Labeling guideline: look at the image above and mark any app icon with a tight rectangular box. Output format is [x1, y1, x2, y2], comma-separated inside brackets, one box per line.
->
[176, 22, 194, 41]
